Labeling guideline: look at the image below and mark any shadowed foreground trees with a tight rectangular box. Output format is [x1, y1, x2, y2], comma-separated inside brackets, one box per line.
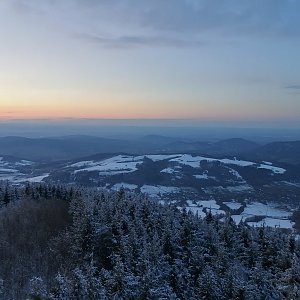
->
[0, 183, 299, 299]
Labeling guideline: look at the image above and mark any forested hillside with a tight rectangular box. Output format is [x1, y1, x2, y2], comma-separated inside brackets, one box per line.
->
[0, 183, 299, 299]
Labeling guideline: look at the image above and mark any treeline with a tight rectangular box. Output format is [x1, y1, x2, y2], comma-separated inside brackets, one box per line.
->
[0, 182, 299, 299]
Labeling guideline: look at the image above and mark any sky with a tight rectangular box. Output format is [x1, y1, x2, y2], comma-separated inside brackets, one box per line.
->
[0, 0, 300, 128]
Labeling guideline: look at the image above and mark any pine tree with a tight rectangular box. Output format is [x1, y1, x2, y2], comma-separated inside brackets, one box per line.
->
[2, 186, 10, 206]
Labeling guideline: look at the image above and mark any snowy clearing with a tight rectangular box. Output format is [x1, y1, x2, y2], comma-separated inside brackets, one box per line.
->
[22, 174, 49, 183]
[226, 185, 253, 192]
[71, 154, 285, 177]
[169, 154, 206, 168]
[15, 160, 34, 166]
[161, 168, 176, 174]
[111, 183, 138, 191]
[144, 154, 180, 161]
[196, 199, 220, 210]
[73, 155, 144, 174]
[0, 168, 18, 173]
[224, 201, 243, 210]
[247, 218, 294, 230]
[258, 164, 286, 174]
[140, 185, 180, 198]
[219, 158, 254, 167]
[242, 202, 291, 218]
[186, 206, 206, 218]
[194, 174, 209, 179]
[227, 168, 243, 180]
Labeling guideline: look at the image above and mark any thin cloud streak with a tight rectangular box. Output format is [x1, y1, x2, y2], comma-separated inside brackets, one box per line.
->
[77, 33, 205, 49]
[285, 85, 300, 90]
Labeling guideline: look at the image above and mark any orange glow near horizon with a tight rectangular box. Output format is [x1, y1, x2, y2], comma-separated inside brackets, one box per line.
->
[0, 96, 216, 120]
[1, 102, 298, 123]
[1, 91, 299, 122]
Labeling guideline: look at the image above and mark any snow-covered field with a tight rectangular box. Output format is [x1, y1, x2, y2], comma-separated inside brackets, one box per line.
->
[70, 154, 286, 177]
[0, 154, 295, 231]
[242, 202, 291, 218]
[0, 168, 18, 173]
[247, 218, 294, 229]
[231, 202, 294, 229]
[224, 201, 243, 210]
[0, 173, 49, 183]
[258, 164, 286, 174]
[140, 185, 180, 198]
[0, 157, 25, 182]
[194, 174, 209, 179]
[21, 174, 49, 183]
[67, 153, 294, 231]
[169, 154, 255, 168]
[72, 155, 144, 175]
[161, 168, 176, 174]
[186, 199, 226, 216]
[72, 155, 181, 175]
[227, 168, 243, 180]
[226, 185, 253, 192]
[183, 199, 294, 230]
[111, 182, 138, 191]
[185, 206, 207, 218]
[204, 184, 253, 194]
[0, 157, 48, 183]
[15, 160, 34, 166]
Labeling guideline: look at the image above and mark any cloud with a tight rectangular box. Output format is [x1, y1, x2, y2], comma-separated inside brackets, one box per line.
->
[285, 85, 300, 90]
[11, 0, 300, 48]
[284, 85, 300, 95]
[78, 33, 205, 49]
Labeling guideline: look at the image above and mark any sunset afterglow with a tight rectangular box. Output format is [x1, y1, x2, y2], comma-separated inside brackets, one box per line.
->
[0, 1, 300, 126]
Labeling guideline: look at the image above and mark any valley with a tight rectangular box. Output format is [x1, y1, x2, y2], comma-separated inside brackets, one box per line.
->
[1, 149, 300, 232]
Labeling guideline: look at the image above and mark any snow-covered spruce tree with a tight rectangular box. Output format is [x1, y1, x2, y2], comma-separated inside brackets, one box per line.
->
[0, 182, 299, 299]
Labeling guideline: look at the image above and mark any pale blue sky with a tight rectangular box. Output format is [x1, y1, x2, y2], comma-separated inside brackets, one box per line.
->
[0, 0, 299, 127]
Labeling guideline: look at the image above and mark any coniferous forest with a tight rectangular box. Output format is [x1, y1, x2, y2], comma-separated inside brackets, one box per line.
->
[0, 182, 299, 299]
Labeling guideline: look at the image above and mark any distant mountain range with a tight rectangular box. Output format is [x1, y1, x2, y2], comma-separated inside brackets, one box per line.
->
[0, 135, 299, 165]
[0, 136, 137, 161]
[250, 141, 300, 165]
[1, 135, 300, 233]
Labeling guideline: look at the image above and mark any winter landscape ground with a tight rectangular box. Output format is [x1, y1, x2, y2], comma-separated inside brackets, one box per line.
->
[1, 0, 300, 298]
[1, 136, 300, 236]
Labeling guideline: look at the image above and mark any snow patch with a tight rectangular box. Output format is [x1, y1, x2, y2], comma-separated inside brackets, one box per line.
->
[228, 168, 243, 180]
[23, 174, 49, 183]
[219, 158, 254, 167]
[170, 154, 205, 168]
[140, 185, 180, 198]
[194, 174, 209, 179]
[242, 202, 291, 218]
[186, 206, 206, 218]
[262, 161, 272, 165]
[224, 201, 243, 210]
[15, 160, 34, 166]
[69, 160, 95, 168]
[247, 218, 294, 230]
[161, 168, 176, 174]
[144, 154, 180, 161]
[231, 215, 244, 224]
[73, 155, 144, 175]
[226, 185, 253, 192]
[0, 168, 18, 173]
[258, 164, 286, 174]
[196, 199, 220, 210]
[111, 183, 138, 191]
